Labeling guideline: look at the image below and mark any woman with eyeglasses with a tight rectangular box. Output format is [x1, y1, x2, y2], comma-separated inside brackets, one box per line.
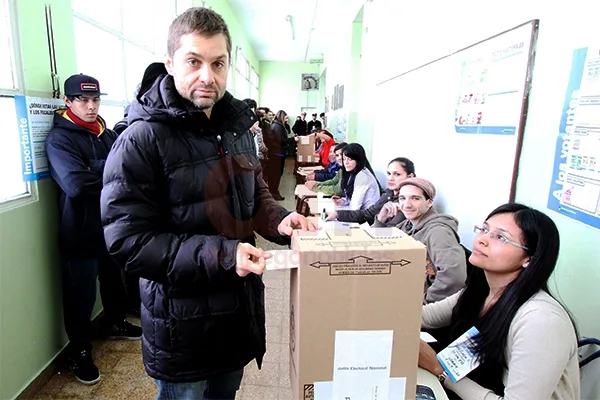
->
[418, 203, 580, 399]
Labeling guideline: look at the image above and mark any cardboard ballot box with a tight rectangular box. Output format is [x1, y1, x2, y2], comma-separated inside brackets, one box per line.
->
[287, 226, 427, 400]
[297, 135, 319, 163]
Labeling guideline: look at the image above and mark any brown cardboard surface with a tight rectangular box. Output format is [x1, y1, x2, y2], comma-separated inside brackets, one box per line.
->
[297, 135, 316, 156]
[297, 154, 320, 163]
[288, 227, 426, 400]
[297, 136, 318, 164]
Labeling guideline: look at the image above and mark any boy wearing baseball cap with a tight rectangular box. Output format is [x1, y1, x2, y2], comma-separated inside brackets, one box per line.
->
[374, 177, 467, 303]
[45, 74, 141, 385]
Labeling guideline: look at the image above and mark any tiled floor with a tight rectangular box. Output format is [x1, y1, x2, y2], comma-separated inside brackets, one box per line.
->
[27, 158, 299, 400]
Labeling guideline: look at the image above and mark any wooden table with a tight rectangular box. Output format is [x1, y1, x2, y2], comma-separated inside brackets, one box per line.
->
[294, 184, 317, 198]
[307, 197, 335, 215]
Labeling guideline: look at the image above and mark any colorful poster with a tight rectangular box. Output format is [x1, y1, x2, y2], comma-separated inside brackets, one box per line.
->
[455, 36, 531, 135]
[14, 95, 63, 181]
[548, 47, 600, 230]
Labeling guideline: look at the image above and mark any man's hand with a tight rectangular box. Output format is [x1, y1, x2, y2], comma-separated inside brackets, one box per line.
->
[305, 181, 317, 190]
[278, 212, 318, 236]
[377, 202, 401, 222]
[236, 243, 271, 277]
[306, 172, 315, 180]
[250, 121, 259, 134]
[325, 211, 338, 221]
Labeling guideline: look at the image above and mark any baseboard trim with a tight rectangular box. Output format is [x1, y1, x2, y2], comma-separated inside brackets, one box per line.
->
[14, 310, 105, 400]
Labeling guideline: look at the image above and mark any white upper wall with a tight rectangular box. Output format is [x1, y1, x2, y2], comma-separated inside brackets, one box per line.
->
[355, 0, 600, 337]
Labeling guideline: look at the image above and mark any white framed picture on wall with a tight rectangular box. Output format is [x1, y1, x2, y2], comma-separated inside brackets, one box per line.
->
[301, 73, 319, 91]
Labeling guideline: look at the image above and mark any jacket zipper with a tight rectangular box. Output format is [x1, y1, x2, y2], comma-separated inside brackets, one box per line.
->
[216, 134, 225, 157]
[88, 135, 99, 159]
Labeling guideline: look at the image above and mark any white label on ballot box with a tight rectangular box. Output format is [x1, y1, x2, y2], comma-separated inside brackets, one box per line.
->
[298, 155, 303, 162]
[332, 330, 394, 400]
[300, 136, 310, 145]
[436, 326, 481, 383]
[314, 378, 406, 400]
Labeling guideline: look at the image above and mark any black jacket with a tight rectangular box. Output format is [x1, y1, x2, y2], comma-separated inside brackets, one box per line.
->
[100, 74, 290, 382]
[292, 119, 307, 135]
[336, 189, 401, 225]
[46, 110, 117, 257]
[264, 120, 295, 156]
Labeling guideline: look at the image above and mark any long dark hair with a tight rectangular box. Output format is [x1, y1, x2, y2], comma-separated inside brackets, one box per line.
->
[341, 143, 382, 198]
[449, 203, 576, 367]
[274, 110, 287, 126]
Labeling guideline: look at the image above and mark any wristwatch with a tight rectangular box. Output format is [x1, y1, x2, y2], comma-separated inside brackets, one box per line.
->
[438, 370, 448, 385]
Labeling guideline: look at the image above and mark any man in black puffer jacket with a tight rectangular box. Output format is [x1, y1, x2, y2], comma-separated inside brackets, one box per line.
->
[100, 7, 314, 400]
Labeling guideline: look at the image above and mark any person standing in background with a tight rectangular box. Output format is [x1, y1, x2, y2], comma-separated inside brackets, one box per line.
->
[264, 110, 298, 200]
[45, 74, 142, 386]
[292, 112, 307, 136]
[243, 98, 268, 164]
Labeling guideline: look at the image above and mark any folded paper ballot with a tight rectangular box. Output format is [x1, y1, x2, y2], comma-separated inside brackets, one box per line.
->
[265, 250, 300, 270]
[420, 331, 437, 343]
[361, 222, 405, 238]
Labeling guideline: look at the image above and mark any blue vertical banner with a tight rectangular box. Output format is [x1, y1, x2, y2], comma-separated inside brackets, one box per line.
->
[14, 95, 63, 181]
[547, 47, 600, 230]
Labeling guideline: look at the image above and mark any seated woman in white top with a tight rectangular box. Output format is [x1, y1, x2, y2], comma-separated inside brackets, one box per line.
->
[331, 143, 381, 211]
[419, 203, 580, 400]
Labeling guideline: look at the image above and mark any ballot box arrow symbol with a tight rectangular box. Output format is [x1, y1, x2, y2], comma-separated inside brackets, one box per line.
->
[310, 261, 330, 269]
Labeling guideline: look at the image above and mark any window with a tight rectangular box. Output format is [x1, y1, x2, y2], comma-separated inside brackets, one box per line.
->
[235, 47, 250, 101]
[0, 0, 29, 203]
[250, 67, 259, 104]
[72, 0, 187, 128]
[233, 48, 259, 103]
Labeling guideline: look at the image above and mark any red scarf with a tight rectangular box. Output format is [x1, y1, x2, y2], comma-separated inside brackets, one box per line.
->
[66, 108, 102, 136]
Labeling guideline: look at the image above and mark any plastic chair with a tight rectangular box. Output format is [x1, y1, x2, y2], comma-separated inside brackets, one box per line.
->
[579, 337, 600, 399]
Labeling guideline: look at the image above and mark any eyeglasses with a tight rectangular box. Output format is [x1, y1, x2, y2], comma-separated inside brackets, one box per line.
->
[473, 225, 529, 251]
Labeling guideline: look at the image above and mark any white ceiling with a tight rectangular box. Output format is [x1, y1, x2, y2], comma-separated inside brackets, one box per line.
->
[227, 0, 358, 62]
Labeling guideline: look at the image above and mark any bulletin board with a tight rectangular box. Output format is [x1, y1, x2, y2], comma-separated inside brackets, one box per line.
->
[370, 20, 539, 247]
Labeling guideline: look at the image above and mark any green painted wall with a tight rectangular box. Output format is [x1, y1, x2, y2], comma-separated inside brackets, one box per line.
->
[0, 1, 77, 398]
[259, 61, 323, 119]
[347, 18, 363, 148]
[202, 0, 259, 73]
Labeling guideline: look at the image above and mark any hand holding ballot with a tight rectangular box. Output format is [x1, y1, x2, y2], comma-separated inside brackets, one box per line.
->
[236, 242, 271, 277]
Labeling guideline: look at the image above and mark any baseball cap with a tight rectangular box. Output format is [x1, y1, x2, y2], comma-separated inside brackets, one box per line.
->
[64, 74, 107, 97]
[397, 177, 436, 200]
